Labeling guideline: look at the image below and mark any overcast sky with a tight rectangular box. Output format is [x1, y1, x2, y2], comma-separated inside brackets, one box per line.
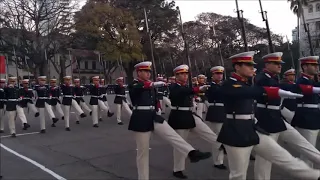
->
[79, 0, 297, 41]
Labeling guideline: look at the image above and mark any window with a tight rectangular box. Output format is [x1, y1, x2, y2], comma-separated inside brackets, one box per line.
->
[92, 61, 96, 69]
[316, 21, 320, 31]
[308, 4, 313, 13]
[316, 3, 320, 12]
[84, 61, 88, 69]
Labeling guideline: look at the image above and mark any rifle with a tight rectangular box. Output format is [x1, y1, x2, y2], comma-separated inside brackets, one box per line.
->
[13, 46, 20, 88]
[144, 8, 159, 111]
[285, 35, 295, 70]
[235, 0, 248, 51]
[258, 0, 274, 53]
[209, 26, 226, 80]
[177, 6, 193, 87]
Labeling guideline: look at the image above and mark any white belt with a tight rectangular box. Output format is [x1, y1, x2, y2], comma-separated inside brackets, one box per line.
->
[91, 96, 99, 98]
[208, 103, 224, 107]
[38, 97, 49, 99]
[116, 95, 126, 97]
[0, 99, 6, 101]
[51, 97, 59, 99]
[22, 97, 32, 100]
[171, 106, 192, 111]
[63, 95, 73, 98]
[75, 96, 84, 98]
[158, 92, 164, 94]
[226, 114, 253, 120]
[297, 104, 319, 108]
[7, 99, 18, 101]
[133, 106, 155, 110]
[257, 103, 280, 110]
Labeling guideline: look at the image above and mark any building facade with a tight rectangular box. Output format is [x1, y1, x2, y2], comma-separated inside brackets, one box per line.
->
[300, 0, 320, 56]
[292, 27, 298, 42]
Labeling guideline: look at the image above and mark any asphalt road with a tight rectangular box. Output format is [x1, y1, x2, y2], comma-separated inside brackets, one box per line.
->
[0, 95, 317, 180]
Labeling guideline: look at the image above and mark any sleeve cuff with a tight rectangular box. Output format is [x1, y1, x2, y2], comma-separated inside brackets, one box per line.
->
[193, 87, 200, 94]
[263, 87, 280, 99]
[143, 81, 153, 89]
[299, 85, 313, 94]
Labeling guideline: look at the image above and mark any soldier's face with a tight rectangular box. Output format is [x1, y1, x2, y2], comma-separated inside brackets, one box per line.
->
[286, 75, 295, 81]
[64, 79, 71, 85]
[137, 70, 151, 81]
[176, 72, 188, 82]
[22, 83, 28, 88]
[100, 81, 105, 85]
[93, 79, 99, 85]
[212, 73, 223, 81]
[117, 80, 123, 85]
[74, 81, 80, 86]
[39, 80, 45, 85]
[0, 82, 4, 88]
[236, 64, 255, 77]
[304, 64, 318, 75]
[50, 82, 56, 86]
[198, 77, 205, 84]
[266, 62, 282, 74]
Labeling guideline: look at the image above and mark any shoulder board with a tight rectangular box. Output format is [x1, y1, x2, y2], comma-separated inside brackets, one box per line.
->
[303, 76, 309, 80]
[80, 86, 84, 88]
[264, 73, 271, 78]
[229, 77, 237, 81]
[28, 88, 33, 91]
[232, 84, 242, 88]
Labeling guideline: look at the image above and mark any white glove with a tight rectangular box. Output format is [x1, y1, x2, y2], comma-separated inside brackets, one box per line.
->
[199, 85, 210, 91]
[278, 89, 303, 98]
[313, 87, 320, 94]
[204, 100, 210, 107]
[123, 85, 128, 88]
[152, 81, 165, 88]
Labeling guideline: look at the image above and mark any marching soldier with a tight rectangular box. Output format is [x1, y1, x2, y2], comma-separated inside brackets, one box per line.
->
[253, 53, 320, 179]
[74, 78, 92, 124]
[280, 69, 296, 123]
[60, 76, 86, 131]
[128, 61, 212, 180]
[4, 77, 29, 137]
[194, 74, 207, 118]
[19, 79, 39, 120]
[34, 76, 59, 133]
[168, 64, 221, 179]
[205, 66, 227, 170]
[0, 78, 6, 133]
[98, 79, 114, 120]
[162, 76, 175, 110]
[217, 51, 320, 180]
[291, 56, 320, 167]
[49, 78, 64, 124]
[114, 77, 131, 125]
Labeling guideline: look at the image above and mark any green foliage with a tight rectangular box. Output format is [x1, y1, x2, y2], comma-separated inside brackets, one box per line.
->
[73, 1, 144, 62]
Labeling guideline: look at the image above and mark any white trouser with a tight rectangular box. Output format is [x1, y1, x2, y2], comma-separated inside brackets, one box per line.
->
[280, 107, 295, 124]
[173, 115, 220, 172]
[91, 105, 99, 125]
[25, 102, 39, 115]
[63, 105, 71, 128]
[80, 101, 91, 113]
[16, 105, 28, 125]
[163, 96, 172, 109]
[52, 103, 64, 118]
[296, 127, 319, 167]
[38, 102, 56, 130]
[116, 102, 132, 123]
[226, 131, 320, 180]
[7, 111, 16, 134]
[207, 122, 224, 165]
[135, 121, 195, 180]
[98, 100, 109, 112]
[0, 109, 4, 131]
[254, 121, 320, 180]
[195, 102, 204, 119]
[192, 99, 197, 113]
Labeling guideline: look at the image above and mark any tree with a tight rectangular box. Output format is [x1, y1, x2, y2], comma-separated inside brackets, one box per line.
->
[288, 0, 314, 56]
[73, 1, 143, 81]
[0, 0, 78, 77]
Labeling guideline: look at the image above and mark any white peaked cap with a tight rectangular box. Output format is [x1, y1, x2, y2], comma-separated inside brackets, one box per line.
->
[262, 52, 284, 63]
[38, 76, 46, 79]
[22, 79, 29, 83]
[134, 61, 152, 70]
[284, 68, 295, 75]
[92, 76, 100, 79]
[229, 51, 255, 59]
[299, 56, 319, 64]
[197, 74, 205, 78]
[63, 76, 72, 79]
[173, 64, 189, 74]
[116, 77, 124, 80]
[210, 66, 225, 73]
[9, 77, 17, 80]
[74, 78, 80, 81]
[262, 52, 283, 59]
[0, 78, 6, 82]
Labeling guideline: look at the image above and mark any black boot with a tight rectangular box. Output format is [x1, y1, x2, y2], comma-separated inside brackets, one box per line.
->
[80, 113, 86, 118]
[93, 124, 99, 128]
[173, 171, 187, 179]
[214, 164, 227, 170]
[51, 124, 56, 127]
[11, 133, 16, 138]
[107, 111, 114, 117]
[62, 116, 64, 120]
[99, 118, 103, 122]
[23, 123, 30, 130]
[89, 111, 92, 116]
[76, 121, 80, 124]
[117, 122, 124, 125]
[52, 118, 59, 123]
[188, 150, 211, 163]
[35, 112, 40, 117]
[40, 129, 46, 133]
[65, 127, 71, 131]
[0, 130, 4, 133]
[250, 155, 255, 160]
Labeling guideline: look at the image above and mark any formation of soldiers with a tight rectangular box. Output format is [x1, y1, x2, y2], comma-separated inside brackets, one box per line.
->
[0, 75, 133, 136]
[1, 52, 320, 180]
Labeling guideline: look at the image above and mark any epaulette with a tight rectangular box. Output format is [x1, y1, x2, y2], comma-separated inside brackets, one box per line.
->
[264, 73, 271, 78]
[230, 77, 237, 81]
